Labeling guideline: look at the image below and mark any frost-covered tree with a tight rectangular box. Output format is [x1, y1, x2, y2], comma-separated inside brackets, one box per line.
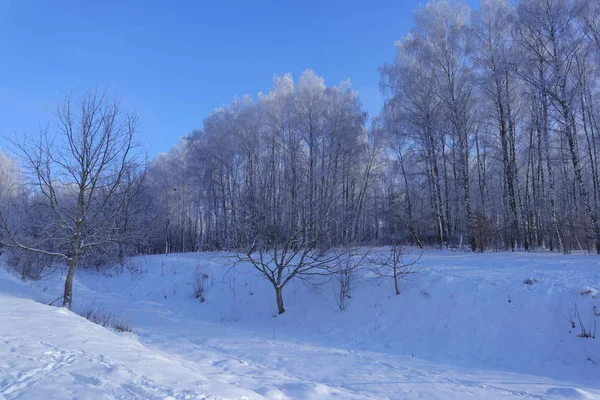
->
[148, 70, 374, 255]
[0, 90, 140, 308]
[379, 0, 600, 253]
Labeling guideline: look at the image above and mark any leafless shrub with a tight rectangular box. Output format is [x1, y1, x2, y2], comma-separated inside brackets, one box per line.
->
[335, 252, 366, 311]
[567, 302, 597, 338]
[125, 257, 145, 275]
[192, 265, 208, 303]
[4, 249, 55, 281]
[564, 308, 576, 329]
[79, 302, 133, 333]
[574, 303, 597, 339]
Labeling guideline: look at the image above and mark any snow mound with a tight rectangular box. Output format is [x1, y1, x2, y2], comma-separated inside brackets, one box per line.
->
[580, 286, 598, 298]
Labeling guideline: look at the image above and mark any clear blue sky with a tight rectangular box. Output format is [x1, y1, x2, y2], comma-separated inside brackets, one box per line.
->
[0, 0, 478, 157]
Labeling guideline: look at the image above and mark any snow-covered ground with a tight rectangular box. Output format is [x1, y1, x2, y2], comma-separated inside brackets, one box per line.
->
[1, 249, 600, 399]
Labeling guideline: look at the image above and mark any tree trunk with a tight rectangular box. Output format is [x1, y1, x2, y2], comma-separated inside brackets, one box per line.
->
[538, 65, 565, 253]
[427, 131, 446, 247]
[62, 256, 78, 309]
[275, 285, 285, 314]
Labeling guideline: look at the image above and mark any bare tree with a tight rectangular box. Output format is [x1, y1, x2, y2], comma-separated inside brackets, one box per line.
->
[472, 0, 524, 250]
[237, 232, 349, 314]
[381, 46, 448, 247]
[369, 245, 421, 296]
[0, 89, 139, 308]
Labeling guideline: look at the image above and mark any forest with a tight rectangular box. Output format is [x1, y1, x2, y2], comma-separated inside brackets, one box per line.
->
[1, 0, 600, 305]
[152, 0, 600, 256]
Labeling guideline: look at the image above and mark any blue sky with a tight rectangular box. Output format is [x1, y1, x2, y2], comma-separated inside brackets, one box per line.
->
[0, 0, 478, 157]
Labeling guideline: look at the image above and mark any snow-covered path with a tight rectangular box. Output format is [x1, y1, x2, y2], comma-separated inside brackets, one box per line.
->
[3, 250, 600, 399]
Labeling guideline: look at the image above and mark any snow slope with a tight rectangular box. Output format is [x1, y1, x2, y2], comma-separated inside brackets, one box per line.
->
[2, 249, 600, 399]
[0, 269, 263, 400]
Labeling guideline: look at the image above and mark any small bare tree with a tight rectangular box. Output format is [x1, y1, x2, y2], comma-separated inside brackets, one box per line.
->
[237, 230, 349, 314]
[0, 89, 140, 309]
[369, 245, 421, 295]
[334, 251, 366, 312]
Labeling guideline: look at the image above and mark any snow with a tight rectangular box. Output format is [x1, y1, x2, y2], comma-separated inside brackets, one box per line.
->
[580, 286, 599, 298]
[2, 249, 600, 399]
[0, 272, 261, 399]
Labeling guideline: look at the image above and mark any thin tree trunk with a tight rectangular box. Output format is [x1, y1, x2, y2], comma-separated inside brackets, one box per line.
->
[275, 285, 285, 314]
[393, 266, 400, 295]
[62, 256, 78, 309]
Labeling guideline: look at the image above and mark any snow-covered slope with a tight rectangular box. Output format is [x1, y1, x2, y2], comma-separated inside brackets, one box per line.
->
[0, 269, 264, 400]
[2, 250, 600, 399]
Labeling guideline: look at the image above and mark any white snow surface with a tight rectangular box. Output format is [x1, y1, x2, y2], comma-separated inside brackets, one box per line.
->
[1, 249, 600, 399]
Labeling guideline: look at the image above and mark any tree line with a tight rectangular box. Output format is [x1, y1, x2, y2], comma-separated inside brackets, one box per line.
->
[380, 0, 600, 254]
[153, 0, 600, 254]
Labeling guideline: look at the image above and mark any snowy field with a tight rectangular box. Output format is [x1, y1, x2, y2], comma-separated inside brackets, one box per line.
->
[1, 249, 600, 399]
